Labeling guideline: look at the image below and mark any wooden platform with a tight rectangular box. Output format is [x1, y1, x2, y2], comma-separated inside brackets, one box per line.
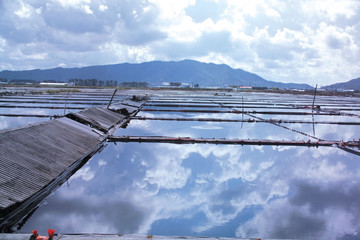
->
[66, 107, 127, 133]
[108, 103, 138, 115]
[0, 96, 149, 232]
[0, 118, 105, 231]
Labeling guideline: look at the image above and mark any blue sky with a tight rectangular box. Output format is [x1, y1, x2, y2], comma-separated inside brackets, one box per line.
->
[0, 0, 360, 86]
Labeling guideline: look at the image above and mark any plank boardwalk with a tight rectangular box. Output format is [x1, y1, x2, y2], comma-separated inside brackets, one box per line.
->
[0, 118, 105, 231]
[0, 97, 147, 232]
[67, 107, 127, 133]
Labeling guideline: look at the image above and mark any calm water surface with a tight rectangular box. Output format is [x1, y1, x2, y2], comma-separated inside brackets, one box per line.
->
[2, 90, 360, 240]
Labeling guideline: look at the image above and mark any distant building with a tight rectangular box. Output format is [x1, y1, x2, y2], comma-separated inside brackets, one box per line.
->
[233, 86, 252, 91]
[40, 82, 68, 86]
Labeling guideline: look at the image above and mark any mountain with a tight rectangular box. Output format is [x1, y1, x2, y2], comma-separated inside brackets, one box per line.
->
[322, 77, 360, 91]
[0, 60, 313, 89]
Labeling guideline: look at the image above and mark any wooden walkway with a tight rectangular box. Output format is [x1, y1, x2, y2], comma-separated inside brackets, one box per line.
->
[0, 96, 147, 232]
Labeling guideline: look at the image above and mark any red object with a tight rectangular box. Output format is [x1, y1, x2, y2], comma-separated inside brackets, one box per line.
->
[48, 229, 55, 237]
[35, 236, 48, 240]
[32, 229, 55, 240]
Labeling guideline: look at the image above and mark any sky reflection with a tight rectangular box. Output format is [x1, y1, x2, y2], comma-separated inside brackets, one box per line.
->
[21, 123, 360, 239]
[20, 140, 360, 239]
[7, 91, 360, 239]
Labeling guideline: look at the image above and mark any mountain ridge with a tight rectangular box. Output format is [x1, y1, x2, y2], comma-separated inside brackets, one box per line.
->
[0, 60, 313, 89]
[322, 77, 360, 90]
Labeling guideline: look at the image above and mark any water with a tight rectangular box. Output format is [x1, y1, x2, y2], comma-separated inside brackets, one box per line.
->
[2, 89, 360, 239]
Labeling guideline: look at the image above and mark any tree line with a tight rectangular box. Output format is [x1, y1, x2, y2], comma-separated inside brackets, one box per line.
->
[68, 79, 151, 88]
[68, 78, 118, 87]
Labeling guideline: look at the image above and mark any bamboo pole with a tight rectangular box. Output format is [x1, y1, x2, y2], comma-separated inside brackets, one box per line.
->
[147, 100, 360, 107]
[107, 136, 360, 148]
[0, 100, 105, 105]
[246, 112, 323, 141]
[107, 89, 118, 109]
[131, 116, 360, 125]
[312, 84, 318, 109]
[0, 114, 62, 118]
[1, 97, 113, 102]
[141, 108, 342, 115]
[144, 103, 360, 111]
[0, 105, 85, 109]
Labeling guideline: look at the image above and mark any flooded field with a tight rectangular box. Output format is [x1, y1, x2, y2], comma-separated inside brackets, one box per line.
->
[1, 88, 360, 240]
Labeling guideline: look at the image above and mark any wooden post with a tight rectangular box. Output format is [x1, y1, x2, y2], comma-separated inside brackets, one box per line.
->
[107, 89, 118, 109]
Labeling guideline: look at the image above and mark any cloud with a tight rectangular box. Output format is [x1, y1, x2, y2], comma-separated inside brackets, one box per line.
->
[290, 181, 360, 213]
[22, 191, 148, 233]
[18, 107, 360, 239]
[1, 0, 360, 84]
[236, 180, 360, 239]
[14, 1, 32, 18]
[185, 0, 227, 23]
[0, 0, 168, 70]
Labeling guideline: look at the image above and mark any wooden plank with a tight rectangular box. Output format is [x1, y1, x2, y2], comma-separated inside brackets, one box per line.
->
[108, 103, 138, 115]
[121, 99, 146, 108]
[0, 118, 104, 217]
[66, 107, 126, 133]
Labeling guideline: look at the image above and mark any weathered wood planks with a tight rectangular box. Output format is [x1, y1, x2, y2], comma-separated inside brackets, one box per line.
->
[0, 95, 149, 232]
[66, 107, 127, 133]
[0, 118, 106, 230]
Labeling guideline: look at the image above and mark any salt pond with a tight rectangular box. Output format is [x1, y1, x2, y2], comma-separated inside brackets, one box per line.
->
[2, 89, 360, 239]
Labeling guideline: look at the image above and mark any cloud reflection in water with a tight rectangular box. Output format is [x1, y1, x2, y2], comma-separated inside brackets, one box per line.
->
[20, 108, 360, 240]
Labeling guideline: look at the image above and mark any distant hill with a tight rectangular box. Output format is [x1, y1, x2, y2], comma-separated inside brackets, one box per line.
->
[0, 60, 313, 89]
[322, 77, 360, 91]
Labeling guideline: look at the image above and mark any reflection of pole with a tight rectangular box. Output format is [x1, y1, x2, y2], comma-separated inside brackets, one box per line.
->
[107, 89, 118, 109]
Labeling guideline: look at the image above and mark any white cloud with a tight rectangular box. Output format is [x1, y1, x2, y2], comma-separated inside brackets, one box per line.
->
[265, 8, 280, 18]
[55, 0, 91, 8]
[0, 0, 359, 85]
[9, 48, 48, 60]
[72, 166, 95, 181]
[14, 1, 32, 18]
[0, 37, 6, 52]
[302, 0, 360, 21]
[98, 159, 107, 166]
[82, 4, 93, 14]
[99, 4, 108, 12]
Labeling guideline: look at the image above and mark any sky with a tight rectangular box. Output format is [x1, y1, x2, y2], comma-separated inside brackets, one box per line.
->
[0, 0, 360, 86]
